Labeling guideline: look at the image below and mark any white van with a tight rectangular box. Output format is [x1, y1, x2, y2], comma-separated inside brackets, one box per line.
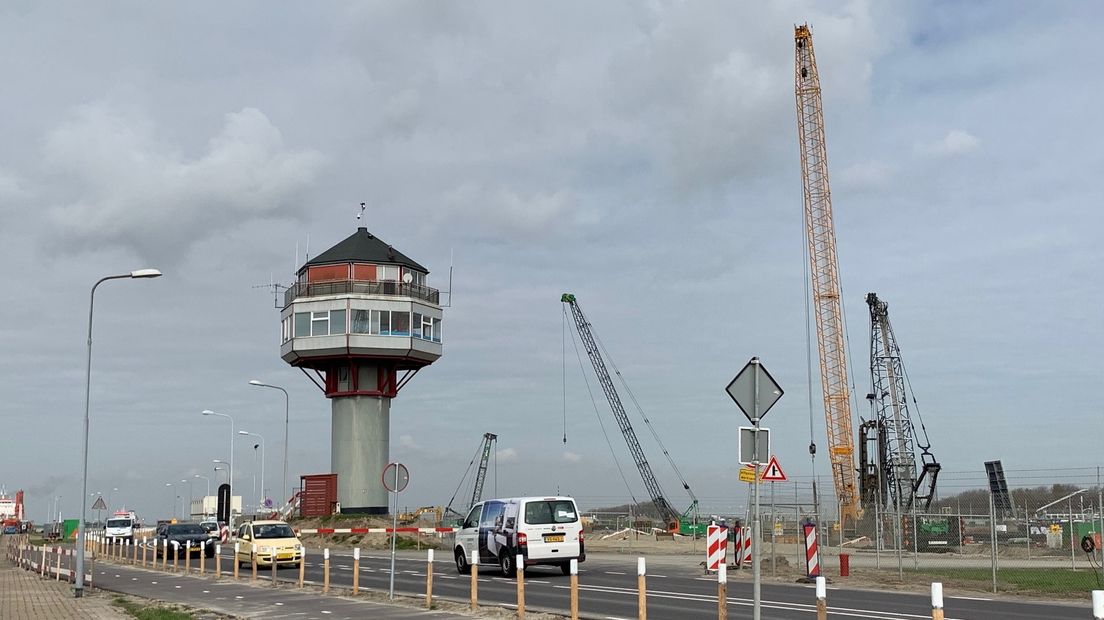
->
[105, 512, 137, 543]
[454, 496, 585, 577]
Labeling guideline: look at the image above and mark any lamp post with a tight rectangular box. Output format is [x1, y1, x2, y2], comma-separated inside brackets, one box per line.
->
[76, 268, 162, 599]
[239, 430, 265, 513]
[249, 380, 289, 505]
[194, 474, 211, 498]
[202, 410, 234, 527]
[213, 462, 228, 484]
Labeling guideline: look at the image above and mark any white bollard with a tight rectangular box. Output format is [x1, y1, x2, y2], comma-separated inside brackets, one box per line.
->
[1093, 590, 1104, 620]
[931, 582, 944, 620]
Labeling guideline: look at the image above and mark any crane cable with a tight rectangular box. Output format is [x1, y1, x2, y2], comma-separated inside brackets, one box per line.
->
[562, 307, 568, 444]
[590, 326, 697, 504]
[444, 440, 485, 516]
[564, 305, 640, 506]
[896, 333, 933, 452]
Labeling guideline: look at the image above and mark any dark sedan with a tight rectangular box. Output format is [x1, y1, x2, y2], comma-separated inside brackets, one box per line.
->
[154, 523, 215, 558]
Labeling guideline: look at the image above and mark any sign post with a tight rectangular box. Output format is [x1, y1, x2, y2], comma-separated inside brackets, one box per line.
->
[726, 356, 783, 620]
[383, 461, 410, 600]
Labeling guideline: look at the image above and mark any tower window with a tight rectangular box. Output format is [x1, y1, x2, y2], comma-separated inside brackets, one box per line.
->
[294, 313, 310, 337]
[311, 311, 330, 336]
[330, 309, 346, 335]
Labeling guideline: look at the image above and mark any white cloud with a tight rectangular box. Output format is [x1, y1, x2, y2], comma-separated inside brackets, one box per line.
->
[837, 161, 895, 190]
[43, 103, 324, 264]
[562, 451, 583, 463]
[918, 129, 980, 156]
[496, 448, 519, 463]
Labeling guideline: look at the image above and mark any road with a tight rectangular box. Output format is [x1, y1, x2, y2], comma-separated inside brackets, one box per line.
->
[113, 543, 1092, 619]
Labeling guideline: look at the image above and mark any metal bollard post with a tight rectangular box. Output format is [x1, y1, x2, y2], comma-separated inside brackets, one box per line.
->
[931, 582, 944, 620]
[215, 544, 221, 579]
[271, 547, 278, 586]
[163, 540, 169, 570]
[298, 547, 306, 588]
[172, 542, 180, 572]
[141, 538, 147, 567]
[353, 547, 361, 595]
[470, 550, 479, 611]
[233, 543, 240, 580]
[516, 554, 526, 619]
[199, 541, 206, 575]
[323, 548, 330, 594]
[251, 543, 258, 582]
[1093, 590, 1104, 620]
[718, 563, 727, 620]
[426, 549, 434, 609]
[185, 541, 192, 574]
[637, 557, 647, 620]
[816, 576, 827, 620]
[570, 558, 579, 620]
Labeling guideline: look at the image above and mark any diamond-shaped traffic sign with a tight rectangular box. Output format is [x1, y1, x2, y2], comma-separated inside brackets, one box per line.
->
[726, 357, 783, 423]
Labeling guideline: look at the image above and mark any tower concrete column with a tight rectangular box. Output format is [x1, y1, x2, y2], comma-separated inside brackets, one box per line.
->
[332, 395, 390, 514]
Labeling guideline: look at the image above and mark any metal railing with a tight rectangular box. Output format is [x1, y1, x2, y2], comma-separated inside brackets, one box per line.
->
[284, 280, 440, 307]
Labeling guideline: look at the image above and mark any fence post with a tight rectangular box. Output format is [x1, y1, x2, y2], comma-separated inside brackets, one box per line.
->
[1092, 590, 1104, 620]
[353, 547, 360, 595]
[816, 575, 827, 620]
[570, 558, 579, 620]
[470, 550, 479, 611]
[56, 547, 62, 581]
[637, 557, 647, 620]
[717, 563, 727, 620]
[516, 554, 525, 619]
[41, 544, 47, 576]
[931, 582, 944, 620]
[425, 549, 434, 609]
[323, 548, 330, 594]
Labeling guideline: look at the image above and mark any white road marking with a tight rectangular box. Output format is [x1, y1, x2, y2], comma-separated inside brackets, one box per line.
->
[605, 571, 626, 575]
[950, 595, 991, 601]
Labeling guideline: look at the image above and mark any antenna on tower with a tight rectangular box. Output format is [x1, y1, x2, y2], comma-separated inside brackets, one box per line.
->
[356, 202, 367, 221]
[253, 273, 290, 309]
[441, 248, 455, 307]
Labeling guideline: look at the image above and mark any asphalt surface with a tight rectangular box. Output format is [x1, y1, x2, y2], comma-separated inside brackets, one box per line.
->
[96, 543, 1097, 619]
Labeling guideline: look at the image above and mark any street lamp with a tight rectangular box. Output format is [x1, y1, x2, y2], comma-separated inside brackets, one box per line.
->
[239, 430, 265, 513]
[194, 474, 211, 498]
[249, 380, 289, 506]
[76, 267, 162, 599]
[201, 410, 234, 526]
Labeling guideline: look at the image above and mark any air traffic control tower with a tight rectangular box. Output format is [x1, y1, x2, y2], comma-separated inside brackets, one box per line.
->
[279, 227, 442, 514]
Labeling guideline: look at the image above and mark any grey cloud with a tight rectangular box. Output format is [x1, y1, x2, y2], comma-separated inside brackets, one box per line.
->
[42, 104, 324, 265]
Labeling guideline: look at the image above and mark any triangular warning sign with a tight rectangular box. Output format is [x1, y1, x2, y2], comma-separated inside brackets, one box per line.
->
[761, 456, 787, 482]
[91, 496, 107, 510]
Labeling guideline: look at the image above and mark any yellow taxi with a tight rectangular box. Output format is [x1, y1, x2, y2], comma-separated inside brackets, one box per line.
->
[235, 520, 304, 568]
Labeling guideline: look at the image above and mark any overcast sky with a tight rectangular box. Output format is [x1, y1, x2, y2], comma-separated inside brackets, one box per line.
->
[2, 2, 1101, 524]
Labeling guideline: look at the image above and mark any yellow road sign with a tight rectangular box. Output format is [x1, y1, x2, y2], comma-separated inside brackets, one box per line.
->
[739, 468, 762, 483]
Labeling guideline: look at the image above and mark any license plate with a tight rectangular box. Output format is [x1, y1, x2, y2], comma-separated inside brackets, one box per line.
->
[544, 534, 565, 543]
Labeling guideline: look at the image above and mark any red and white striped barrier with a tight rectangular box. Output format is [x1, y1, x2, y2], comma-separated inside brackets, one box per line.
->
[740, 526, 752, 567]
[803, 523, 820, 577]
[706, 524, 727, 571]
[295, 527, 455, 535]
[732, 527, 744, 567]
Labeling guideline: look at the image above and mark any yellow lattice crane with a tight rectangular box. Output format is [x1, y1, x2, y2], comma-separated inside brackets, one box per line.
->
[794, 24, 861, 523]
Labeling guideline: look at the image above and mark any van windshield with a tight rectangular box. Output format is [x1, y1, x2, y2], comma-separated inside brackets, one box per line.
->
[106, 519, 132, 527]
[525, 500, 577, 525]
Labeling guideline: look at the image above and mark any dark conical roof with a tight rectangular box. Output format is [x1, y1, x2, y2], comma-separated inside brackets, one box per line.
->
[302, 227, 427, 273]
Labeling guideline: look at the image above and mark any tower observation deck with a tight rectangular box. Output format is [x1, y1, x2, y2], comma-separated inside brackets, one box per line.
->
[280, 227, 443, 514]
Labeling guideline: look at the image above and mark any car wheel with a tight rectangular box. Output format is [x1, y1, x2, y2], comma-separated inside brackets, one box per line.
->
[500, 551, 516, 578]
[455, 548, 471, 575]
[560, 562, 572, 576]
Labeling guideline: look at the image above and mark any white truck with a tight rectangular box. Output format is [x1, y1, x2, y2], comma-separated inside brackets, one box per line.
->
[105, 510, 139, 543]
[454, 496, 585, 577]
